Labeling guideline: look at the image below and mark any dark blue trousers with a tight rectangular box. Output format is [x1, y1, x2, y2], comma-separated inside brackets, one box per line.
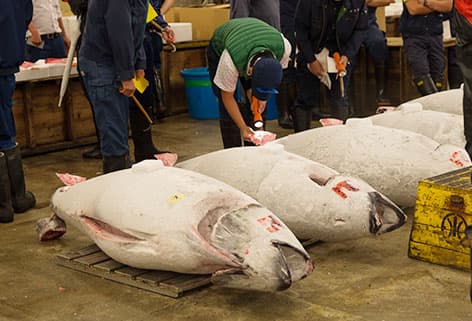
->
[0, 75, 17, 149]
[78, 56, 129, 157]
[403, 34, 445, 81]
[24, 36, 67, 62]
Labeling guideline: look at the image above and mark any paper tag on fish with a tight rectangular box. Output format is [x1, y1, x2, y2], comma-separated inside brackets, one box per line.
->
[449, 150, 469, 167]
[168, 192, 185, 204]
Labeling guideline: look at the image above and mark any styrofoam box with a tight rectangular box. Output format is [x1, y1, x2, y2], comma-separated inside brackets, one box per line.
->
[164, 22, 192, 43]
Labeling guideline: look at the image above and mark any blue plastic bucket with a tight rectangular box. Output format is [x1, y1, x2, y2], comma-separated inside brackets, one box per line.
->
[180, 67, 219, 120]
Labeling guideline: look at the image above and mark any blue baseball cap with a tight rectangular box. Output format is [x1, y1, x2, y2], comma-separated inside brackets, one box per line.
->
[252, 57, 283, 101]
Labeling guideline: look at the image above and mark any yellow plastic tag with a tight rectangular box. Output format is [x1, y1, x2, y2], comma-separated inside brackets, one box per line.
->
[168, 192, 185, 204]
[147, 4, 158, 23]
[133, 77, 149, 94]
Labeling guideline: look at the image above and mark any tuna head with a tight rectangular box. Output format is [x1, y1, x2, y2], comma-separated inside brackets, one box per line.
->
[304, 173, 407, 241]
[198, 205, 313, 292]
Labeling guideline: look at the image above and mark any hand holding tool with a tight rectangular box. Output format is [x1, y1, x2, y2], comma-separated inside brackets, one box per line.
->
[333, 52, 347, 97]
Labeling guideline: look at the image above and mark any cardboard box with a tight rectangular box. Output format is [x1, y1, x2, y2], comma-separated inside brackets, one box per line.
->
[165, 5, 230, 41]
[409, 167, 472, 271]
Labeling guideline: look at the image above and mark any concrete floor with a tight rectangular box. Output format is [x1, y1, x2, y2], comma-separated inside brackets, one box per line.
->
[1, 114, 471, 321]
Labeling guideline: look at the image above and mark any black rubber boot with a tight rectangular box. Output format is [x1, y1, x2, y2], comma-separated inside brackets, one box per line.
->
[414, 74, 439, 96]
[293, 105, 312, 133]
[130, 100, 159, 163]
[433, 75, 445, 92]
[2, 145, 36, 213]
[448, 63, 463, 89]
[219, 118, 242, 148]
[276, 81, 295, 129]
[374, 64, 391, 106]
[0, 152, 14, 223]
[103, 154, 130, 174]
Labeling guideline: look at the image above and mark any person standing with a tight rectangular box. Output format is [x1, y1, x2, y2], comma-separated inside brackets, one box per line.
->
[25, 0, 71, 62]
[293, 0, 368, 132]
[454, 0, 472, 157]
[229, 0, 281, 30]
[78, 0, 147, 173]
[130, 0, 176, 163]
[207, 18, 291, 148]
[399, 0, 453, 96]
[0, 0, 36, 223]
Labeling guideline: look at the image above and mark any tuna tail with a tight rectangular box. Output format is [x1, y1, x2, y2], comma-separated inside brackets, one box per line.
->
[368, 192, 407, 234]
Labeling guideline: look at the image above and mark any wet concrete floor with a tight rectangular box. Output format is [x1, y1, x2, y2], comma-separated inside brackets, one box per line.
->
[1, 115, 471, 321]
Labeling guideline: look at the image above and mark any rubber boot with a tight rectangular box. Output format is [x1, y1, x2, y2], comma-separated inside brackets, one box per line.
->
[414, 74, 438, 96]
[276, 81, 295, 129]
[374, 64, 391, 106]
[130, 100, 159, 163]
[433, 75, 445, 92]
[103, 154, 130, 174]
[2, 144, 36, 213]
[0, 152, 14, 223]
[293, 105, 312, 133]
[219, 118, 242, 148]
[448, 63, 463, 89]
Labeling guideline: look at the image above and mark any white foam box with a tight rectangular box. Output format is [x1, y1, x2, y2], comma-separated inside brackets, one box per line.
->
[166, 22, 192, 43]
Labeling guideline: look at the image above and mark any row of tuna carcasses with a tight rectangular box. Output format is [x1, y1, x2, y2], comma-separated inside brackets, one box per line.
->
[48, 88, 466, 292]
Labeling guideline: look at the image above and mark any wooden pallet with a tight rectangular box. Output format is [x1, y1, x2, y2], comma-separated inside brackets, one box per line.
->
[56, 244, 212, 298]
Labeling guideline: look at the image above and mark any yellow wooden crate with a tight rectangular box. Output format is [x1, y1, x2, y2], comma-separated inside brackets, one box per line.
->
[409, 166, 472, 271]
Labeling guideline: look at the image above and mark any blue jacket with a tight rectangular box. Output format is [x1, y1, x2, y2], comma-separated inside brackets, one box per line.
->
[295, 0, 368, 63]
[0, 0, 33, 76]
[399, 5, 444, 36]
[149, 0, 169, 29]
[79, 0, 147, 81]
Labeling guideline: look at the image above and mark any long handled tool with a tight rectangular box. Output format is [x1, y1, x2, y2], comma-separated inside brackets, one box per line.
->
[132, 95, 153, 125]
[333, 52, 346, 97]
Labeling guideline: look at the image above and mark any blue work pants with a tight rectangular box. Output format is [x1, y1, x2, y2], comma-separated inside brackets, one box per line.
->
[0, 75, 17, 149]
[78, 56, 129, 157]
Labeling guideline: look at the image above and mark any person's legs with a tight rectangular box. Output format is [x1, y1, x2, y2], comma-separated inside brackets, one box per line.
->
[365, 25, 391, 105]
[293, 55, 319, 132]
[207, 43, 244, 148]
[428, 35, 447, 91]
[0, 75, 35, 214]
[403, 36, 438, 96]
[79, 56, 130, 173]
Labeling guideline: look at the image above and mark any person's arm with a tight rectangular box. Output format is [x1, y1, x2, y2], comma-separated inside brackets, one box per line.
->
[57, 17, 71, 52]
[104, 0, 136, 95]
[295, 0, 316, 64]
[28, 22, 42, 45]
[221, 90, 254, 140]
[160, 0, 175, 15]
[404, 0, 452, 15]
[367, 0, 395, 8]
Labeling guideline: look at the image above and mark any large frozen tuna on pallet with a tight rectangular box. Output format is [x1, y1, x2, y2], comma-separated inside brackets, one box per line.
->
[43, 160, 313, 292]
[275, 119, 471, 208]
[368, 103, 465, 147]
[398, 87, 463, 115]
[178, 144, 406, 242]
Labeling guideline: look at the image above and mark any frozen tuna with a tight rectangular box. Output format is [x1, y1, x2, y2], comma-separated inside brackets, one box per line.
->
[177, 144, 406, 242]
[275, 119, 471, 207]
[399, 87, 463, 115]
[43, 160, 313, 292]
[368, 103, 465, 147]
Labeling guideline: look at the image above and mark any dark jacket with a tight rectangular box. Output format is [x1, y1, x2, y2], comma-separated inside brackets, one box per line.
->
[0, 0, 33, 75]
[295, 0, 368, 63]
[79, 0, 147, 81]
[399, 6, 445, 36]
[454, 4, 472, 46]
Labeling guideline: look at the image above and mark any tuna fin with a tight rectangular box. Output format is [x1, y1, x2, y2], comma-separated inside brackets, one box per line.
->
[309, 173, 331, 186]
[56, 173, 87, 186]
